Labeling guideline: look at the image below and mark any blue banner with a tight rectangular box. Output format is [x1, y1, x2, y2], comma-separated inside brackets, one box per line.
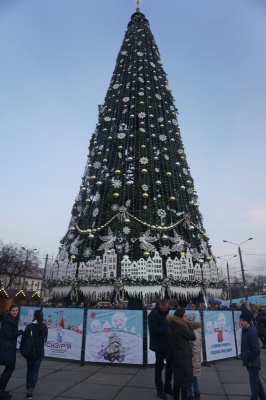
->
[85, 309, 143, 364]
[203, 311, 236, 361]
[42, 308, 83, 360]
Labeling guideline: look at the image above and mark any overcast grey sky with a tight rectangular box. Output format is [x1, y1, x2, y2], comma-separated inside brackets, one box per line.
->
[1, 0, 265, 277]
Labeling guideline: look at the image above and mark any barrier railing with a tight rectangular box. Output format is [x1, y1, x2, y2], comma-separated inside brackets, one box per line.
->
[18, 307, 243, 365]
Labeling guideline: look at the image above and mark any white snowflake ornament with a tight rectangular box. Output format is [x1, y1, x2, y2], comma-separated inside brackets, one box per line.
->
[140, 157, 149, 165]
[157, 209, 166, 218]
[138, 112, 146, 118]
[112, 180, 122, 188]
[123, 227, 131, 235]
[159, 134, 167, 142]
[93, 161, 101, 169]
[160, 245, 171, 257]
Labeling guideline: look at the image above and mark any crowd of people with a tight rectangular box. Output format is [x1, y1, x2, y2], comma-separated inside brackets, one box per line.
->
[148, 299, 266, 400]
[0, 301, 265, 400]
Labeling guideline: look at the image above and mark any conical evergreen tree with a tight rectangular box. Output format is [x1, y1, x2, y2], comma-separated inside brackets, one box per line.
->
[53, 6, 219, 290]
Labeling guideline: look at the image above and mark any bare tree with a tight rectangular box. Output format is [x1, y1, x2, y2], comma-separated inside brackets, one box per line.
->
[248, 274, 266, 296]
[0, 241, 39, 289]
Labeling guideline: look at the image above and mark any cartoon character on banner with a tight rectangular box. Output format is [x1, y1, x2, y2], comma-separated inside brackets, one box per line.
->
[54, 310, 68, 329]
[57, 330, 63, 343]
[206, 320, 214, 334]
[91, 320, 101, 332]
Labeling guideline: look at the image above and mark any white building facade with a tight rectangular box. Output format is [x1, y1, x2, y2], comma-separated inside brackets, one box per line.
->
[50, 249, 219, 283]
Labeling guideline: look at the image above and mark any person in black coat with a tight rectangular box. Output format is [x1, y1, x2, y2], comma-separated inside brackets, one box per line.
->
[240, 312, 266, 400]
[0, 304, 23, 400]
[148, 299, 172, 399]
[20, 310, 48, 400]
[166, 309, 196, 400]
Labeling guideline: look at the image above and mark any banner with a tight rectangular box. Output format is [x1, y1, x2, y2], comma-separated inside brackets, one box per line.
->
[203, 311, 236, 361]
[233, 310, 242, 356]
[42, 308, 83, 360]
[85, 310, 143, 364]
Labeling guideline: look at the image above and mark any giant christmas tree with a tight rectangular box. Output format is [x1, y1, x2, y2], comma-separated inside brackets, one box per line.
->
[49, 4, 223, 302]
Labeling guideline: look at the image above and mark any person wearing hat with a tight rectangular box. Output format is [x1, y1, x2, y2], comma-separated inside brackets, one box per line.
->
[240, 312, 266, 400]
[166, 309, 196, 400]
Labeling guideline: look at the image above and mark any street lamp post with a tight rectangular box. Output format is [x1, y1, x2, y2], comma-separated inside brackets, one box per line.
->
[217, 255, 236, 305]
[223, 238, 253, 301]
[41, 254, 50, 299]
[198, 258, 208, 309]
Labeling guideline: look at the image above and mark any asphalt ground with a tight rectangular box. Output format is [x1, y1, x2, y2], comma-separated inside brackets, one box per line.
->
[1, 349, 266, 400]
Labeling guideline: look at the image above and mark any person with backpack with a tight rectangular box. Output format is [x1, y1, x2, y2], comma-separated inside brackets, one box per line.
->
[0, 304, 24, 400]
[20, 310, 48, 400]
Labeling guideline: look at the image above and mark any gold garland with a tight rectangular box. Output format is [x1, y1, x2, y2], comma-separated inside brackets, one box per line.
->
[75, 210, 207, 238]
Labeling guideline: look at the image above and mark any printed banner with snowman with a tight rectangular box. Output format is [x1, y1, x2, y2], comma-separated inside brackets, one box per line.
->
[85, 310, 143, 364]
[203, 310, 236, 361]
[42, 308, 83, 360]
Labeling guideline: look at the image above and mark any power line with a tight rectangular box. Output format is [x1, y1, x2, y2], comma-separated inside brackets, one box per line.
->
[243, 253, 266, 257]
